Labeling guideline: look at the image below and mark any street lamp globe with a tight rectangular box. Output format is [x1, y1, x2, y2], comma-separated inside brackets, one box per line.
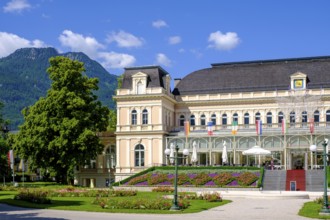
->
[310, 145, 317, 152]
[183, 148, 189, 156]
[164, 148, 171, 156]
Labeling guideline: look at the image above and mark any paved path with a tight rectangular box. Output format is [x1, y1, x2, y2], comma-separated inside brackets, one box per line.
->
[0, 196, 313, 220]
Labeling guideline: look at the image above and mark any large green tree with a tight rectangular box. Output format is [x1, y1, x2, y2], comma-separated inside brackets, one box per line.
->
[0, 102, 10, 181]
[13, 56, 109, 183]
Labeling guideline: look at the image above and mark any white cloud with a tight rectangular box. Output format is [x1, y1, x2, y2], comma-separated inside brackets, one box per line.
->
[59, 30, 105, 59]
[3, 0, 31, 13]
[106, 30, 143, 48]
[98, 52, 136, 69]
[208, 31, 240, 51]
[169, 36, 181, 45]
[0, 32, 47, 57]
[152, 20, 168, 29]
[156, 53, 171, 67]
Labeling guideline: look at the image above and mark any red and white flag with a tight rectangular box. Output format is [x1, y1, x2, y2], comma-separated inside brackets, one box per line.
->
[309, 118, 315, 134]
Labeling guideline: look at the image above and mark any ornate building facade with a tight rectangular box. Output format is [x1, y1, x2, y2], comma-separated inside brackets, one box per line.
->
[114, 56, 330, 182]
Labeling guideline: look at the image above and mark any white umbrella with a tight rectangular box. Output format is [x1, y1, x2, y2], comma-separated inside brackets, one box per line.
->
[222, 141, 228, 165]
[242, 146, 271, 155]
[170, 143, 175, 164]
[191, 141, 198, 163]
[243, 146, 271, 166]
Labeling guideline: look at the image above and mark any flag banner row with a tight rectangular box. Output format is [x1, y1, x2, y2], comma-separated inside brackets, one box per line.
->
[231, 121, 238, 135]
[7, 150, 14, 170]
[184, 121, 190, 136]
[282, 119, 288, 135]
[207, 121, 214, 135]
[256, 120, 262, 135]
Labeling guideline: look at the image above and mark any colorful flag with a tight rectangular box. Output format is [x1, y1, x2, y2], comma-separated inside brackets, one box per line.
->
[231, 121, 238, 135]
[184, 121, 190, 136]
[309, 118, 315, 134]
[207, 121, 213, 135]
[256, 120, 262, 135]
[282, 119, 288, 135]
[8, 150, 14, 170]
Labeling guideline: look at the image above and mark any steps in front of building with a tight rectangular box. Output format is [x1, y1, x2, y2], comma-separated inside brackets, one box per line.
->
[285, 170, 306, 191]
[263, 170, 287, 191]
[306, 170, 324, 192]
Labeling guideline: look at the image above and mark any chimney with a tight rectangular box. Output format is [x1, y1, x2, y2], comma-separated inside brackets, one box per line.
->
[174, 78, 181, 88]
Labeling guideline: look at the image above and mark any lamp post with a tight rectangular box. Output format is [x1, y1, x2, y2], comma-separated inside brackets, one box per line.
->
[1, 125, 9, 186]
[310, 139, 330, 215]
[164, 143, 189, 211]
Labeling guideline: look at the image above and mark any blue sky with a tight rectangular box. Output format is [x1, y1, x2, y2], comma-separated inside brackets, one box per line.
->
[1, 0, 330, 80]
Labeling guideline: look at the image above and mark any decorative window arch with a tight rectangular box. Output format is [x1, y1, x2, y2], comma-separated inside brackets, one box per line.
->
[290, 111, 296, 125]
[142, 109, 148, 124]
[211, 114, 216, 125]
[131, 110, 137, 125]
[244, 113, 249, 128]
[190, 115, 195, 126]
[233, 113, 238, 122]
[314, 110, 320, 126]
[179, 115, 185, 126]
[278, 111, 284, 125]
[255, 112, 261, 122]
[200, 114, 206, 126]
[135, 144, 145, 167]
[267, 112, 272, 126]
[326, 110, 330, 125]
[222, 114, 227, 127]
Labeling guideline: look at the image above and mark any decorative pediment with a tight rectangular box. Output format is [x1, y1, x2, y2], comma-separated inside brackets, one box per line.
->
[132, 71, 148, 78]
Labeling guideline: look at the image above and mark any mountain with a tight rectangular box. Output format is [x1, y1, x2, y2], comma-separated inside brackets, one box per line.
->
[0, 47, 118, 129]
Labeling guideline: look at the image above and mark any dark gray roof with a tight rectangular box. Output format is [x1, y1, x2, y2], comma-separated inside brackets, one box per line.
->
[121, 66, 169, 89]
[172, 56, 330, 96]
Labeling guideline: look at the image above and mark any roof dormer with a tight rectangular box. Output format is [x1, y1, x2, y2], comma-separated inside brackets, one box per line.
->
[132, 71, 148, 94]
[290, 72, 307, 90]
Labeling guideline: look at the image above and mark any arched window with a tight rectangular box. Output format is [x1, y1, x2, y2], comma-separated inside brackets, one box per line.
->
[200, 114, 206, 126]
[302, 111, 307, 127]
[267, 112, 272, 127]
[211, 114, 216, 125]
[131, 110, 137, 125]
[255, 112, 261, 121]
[135, 144, 145, 167]
[314, 110, 320, 126]
[244, 113, 249, 128]
[137, 81, 143, 94]
[326, 110, 330, 126]
[290, 111, 295, 125]
[278, 112, 284, 126]
[142, 109, 148, 124]
[233, 113, 238, 122]
[190, 115, 195, 126]
[222, 114, 227, 127]
[179, 115, 185, 126]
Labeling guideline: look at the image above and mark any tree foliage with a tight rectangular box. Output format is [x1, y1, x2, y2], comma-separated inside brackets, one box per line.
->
[13, 56, 109, 183]
[0, 102, 10, 179]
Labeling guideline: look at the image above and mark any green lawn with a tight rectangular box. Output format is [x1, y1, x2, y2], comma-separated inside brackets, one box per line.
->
[299, 201, 330, 219]
[0, 190, 231, 214]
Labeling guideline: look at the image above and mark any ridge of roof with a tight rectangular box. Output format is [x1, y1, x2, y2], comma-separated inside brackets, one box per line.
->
[211, 56, 330, 67]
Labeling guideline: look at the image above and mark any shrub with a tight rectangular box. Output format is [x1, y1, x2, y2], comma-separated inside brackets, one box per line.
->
[14, 189, 51, 204]
[198, 192, 222, 202]
[236, 172, 259, 186]
[110, 189, 137, 197]
[91, 196, 109, 208]
[127, 174, 151, 185]
[152, 186, 174, 193]
[213, 172, 234, 186]
[176, 173, 191, 185]
[106, 198, 189, 210]
[148, 173, 168, 185]
[193, 173, 212, 186]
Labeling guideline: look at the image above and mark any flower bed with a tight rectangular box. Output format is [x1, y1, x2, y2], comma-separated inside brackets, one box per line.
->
[125, 171, 260, 187]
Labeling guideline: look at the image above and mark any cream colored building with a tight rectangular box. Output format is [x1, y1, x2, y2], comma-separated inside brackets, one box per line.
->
[114, 56, 330, 182]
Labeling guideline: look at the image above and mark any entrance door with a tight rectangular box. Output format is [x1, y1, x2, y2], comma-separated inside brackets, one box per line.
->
[291, 152, 306, 170]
